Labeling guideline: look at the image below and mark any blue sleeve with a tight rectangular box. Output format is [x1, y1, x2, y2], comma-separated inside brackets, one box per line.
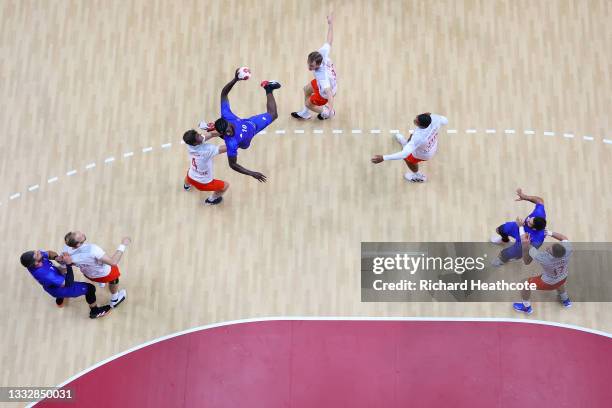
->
[225, 138, 238, 158]
[221, 101, 239, 121]
[47, 269, 65, 287]
[530, 204, 546, 219]
[41, 251, 49, 260]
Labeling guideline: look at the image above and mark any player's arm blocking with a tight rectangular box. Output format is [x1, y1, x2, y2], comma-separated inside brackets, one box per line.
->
[515, 188, 544, 204]
[99, 237, 131, 266]
[227, 156, 267, 182]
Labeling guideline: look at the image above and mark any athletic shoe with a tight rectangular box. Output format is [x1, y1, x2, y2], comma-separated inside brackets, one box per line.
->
[317, 108, 335, 120]
[415, 172, 427, 181]
[56, 298, 66, 308]
[291, 112, 311, 120]
[513, 302, 533, 314]
[89, 305, 112, 319]
[560, 298, 572, 308]
[183, 183, 191, 191]
[491, 257, 505, 267]
[394, 133, 408, 146]
[204, 196, 223, 206]
[490, 234, 503, 244]
[404, 172, 425, 183]
[261, 80, 281, 92]
[110, 289, 127, 308]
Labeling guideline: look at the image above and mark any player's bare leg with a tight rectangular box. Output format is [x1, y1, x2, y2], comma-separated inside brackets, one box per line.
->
[210, 181, 230, 201]
[261, 80, 281, 121]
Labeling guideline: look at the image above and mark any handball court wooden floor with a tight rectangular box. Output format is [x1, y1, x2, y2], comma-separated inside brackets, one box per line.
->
[1, 0, 611, 396]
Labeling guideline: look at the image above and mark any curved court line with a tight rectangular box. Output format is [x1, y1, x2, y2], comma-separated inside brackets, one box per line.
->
[24, 315, 610, 406]
[5, 127, 612, 211]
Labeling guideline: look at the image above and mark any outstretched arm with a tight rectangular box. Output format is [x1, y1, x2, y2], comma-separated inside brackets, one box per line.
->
[326, 13, 334, 45]
[515, 188, 544, 204]
[228, 156, 267, 182]
[220, 69, 241, 103]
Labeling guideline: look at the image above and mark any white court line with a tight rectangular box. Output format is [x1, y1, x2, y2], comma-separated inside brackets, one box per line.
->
[544, 131, 555, 136]
[66, 170, 77, 176]
[10, 193, 21, 200]
[142, 147, 153, 153]
[389, 129, 400, 134]
[583, 136, 594, 141]
[294, 130, 305, 134]
[104, 157, 115, 163]
[47, 177, 58, 184]
[180, 140, 185, 144]
[504, 129, 515, 134]
[563, 133, 575, 138]
[259, 130, 267, 134]
[85, 163, 96, 170]
[466, 129, 477, 134]
[447, 129, 458, 134]
[123, 152, 134, 158]
[313, 129, 324, 134]
[524, 130, 535, 135]
[39, 315, 611, 407]
[332, 129, 343, 134]
[485, 129, 496, 134]
[28, 185, 39, 192]
[370, 129, 381, 134]
[351, 129, 362, 134]
[275, 129, 286, 134]
[604, 139, 612, 145]
[161, 143, 172, 148]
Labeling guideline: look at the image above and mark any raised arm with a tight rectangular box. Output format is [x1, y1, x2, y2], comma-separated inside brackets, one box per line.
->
[227, 156, 266, 182]
[99, 237, 131, 266]
[326, 13, 334, 45]
[515, 188, 544, 204]
[220, 69, 241, 103]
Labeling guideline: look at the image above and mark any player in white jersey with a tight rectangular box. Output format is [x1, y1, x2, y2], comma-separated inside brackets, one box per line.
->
[182, 127, 229, 205]
[291, 13, 337, 121]
[61, 231, 131, 308]
[371, 113, 449, 182]
[513, 231, 573, 314]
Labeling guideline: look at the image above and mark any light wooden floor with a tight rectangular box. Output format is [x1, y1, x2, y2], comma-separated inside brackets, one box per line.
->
[1, 0, 611, 394]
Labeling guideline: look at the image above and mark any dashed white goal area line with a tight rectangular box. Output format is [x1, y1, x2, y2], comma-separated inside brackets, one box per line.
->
[1, 129, 610, 208]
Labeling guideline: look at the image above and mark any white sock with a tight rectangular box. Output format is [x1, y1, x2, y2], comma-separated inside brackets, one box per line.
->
[522, 301, 531, 307]
[297, 106, 311, 117]
[558, 291, 569, 301]
[111, 292, 119, 301]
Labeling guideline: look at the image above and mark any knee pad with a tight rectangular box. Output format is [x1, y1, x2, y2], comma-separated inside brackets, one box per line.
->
[85, 283, 96, 304]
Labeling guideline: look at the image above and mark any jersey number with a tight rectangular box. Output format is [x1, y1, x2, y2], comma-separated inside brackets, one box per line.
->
[192, 158, 197, 170]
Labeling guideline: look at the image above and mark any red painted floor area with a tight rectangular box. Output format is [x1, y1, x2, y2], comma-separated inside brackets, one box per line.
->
[38, 320, 612, 408]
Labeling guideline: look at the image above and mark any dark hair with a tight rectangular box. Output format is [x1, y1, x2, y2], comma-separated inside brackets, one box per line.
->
[308, 51, 323, 65]
[416, 114, 432, 128]
[551, 243, 566, 258]
[20, 251, 36, 268]
[183, 129, 198, 146]
[214, 118, 229, 135]
[532, 217, 547, 231]
[64, 231, 79, 248]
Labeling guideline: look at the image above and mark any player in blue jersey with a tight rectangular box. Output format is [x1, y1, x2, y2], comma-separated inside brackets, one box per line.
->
[490, 188, 548, 266]
[20, 250, 111, 319]
[212, 68, 281, 182]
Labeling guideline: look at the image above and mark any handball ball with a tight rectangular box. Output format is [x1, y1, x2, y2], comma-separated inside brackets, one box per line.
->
[238, 67, 251, 80]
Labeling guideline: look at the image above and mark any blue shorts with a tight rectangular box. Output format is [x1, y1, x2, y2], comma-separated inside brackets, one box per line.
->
[246, 113, 273, 134]
[44, 282, 91, 299]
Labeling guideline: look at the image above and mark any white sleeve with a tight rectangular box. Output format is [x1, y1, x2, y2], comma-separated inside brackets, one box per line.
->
[432, 114, 448, 126]
[383, 136, 414, 161]
[318, 43, 331, 58]
[203, 144, 220, 159]
[91, 244, 106, 260]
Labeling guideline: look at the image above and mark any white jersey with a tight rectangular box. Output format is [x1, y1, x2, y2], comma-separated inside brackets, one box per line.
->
[62, 243, 110, 279]
[529, 241, 572, 284]
[313, 43, 337, 96]
[187, 143, 220, 184]
[383, 114, 449, 161]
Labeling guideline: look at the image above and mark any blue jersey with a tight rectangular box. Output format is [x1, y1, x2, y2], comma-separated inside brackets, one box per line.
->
[221, 101, 258, 158]
[524, 203, 546, 247]
[28, 251, 65, 288]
